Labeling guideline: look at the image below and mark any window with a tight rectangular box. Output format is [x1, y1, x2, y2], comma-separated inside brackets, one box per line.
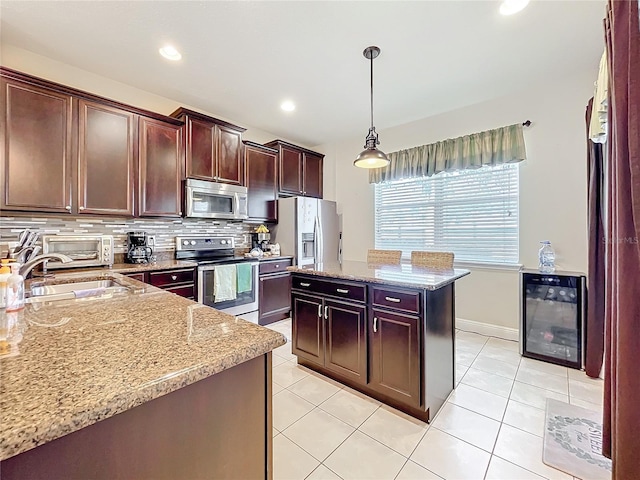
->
[374, 163, 519, 264]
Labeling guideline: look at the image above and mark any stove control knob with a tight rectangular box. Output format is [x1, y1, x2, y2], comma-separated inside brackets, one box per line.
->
[220, 240, 227, 245]
[183, 240, 189, 246]
[190, 240, 196, 245]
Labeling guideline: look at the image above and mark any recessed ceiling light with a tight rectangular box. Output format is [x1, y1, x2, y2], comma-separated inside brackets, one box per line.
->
[499, 0, 530, 15]
[159, 45, 182, 61]
[280, 100, 296, 112]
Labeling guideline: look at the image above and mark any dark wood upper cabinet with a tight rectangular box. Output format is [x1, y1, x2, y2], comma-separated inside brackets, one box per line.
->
[77, 100, 136, 216]
[244, 141, 278, 223]
[265, 140, 323, 198]
[138, 117, 182, 217]
[1, 68, 185, 218]
[1, 78, 73, 213]
[303, 152, 323, 199]
[186, 118, 215, 180]
[171, 108, 245, 186]
[279, 145, 303, 195]
[216, 125, 243, 184]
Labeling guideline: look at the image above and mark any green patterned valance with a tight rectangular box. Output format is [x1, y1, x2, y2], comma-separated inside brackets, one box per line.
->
[369, 123, 527, 184]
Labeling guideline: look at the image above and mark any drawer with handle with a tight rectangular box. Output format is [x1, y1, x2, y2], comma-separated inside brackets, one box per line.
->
[148, 268, 195, 287]
[371, 286, 421, 314]
[292, 275, 366, 303]
[259, 258, 293, 275]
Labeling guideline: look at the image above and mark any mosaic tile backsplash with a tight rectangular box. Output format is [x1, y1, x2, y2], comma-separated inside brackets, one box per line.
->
[0, 215, 254, 254]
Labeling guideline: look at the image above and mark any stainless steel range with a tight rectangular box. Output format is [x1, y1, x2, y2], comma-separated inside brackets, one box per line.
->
[175, 236, 258, 316]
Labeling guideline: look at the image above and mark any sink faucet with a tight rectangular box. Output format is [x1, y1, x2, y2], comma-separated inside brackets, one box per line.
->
[19, 253, 73, 278]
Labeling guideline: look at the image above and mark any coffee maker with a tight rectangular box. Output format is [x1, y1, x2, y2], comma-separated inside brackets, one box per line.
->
[126, 231, 154, 264]
[251, 232, 271, 252]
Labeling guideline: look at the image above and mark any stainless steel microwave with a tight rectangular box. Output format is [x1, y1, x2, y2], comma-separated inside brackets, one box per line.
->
[184, 179, 248, 220]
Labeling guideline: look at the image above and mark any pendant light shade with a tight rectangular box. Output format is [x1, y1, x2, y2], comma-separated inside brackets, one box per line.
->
[354, 46, 390, 169]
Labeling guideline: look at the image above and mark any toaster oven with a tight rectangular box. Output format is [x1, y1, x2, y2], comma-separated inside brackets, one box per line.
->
[42, 235, 114, 269]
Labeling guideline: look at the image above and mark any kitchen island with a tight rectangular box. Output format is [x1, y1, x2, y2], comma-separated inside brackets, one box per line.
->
[0, 271, 285, 480]
[287, 261, 469, 422]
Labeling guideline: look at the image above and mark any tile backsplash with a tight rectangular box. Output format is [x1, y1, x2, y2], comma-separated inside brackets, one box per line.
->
[0, 215, 254, 254]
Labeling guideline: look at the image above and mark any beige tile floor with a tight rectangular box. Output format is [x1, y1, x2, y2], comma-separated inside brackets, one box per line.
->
[266, 319, 605, 480]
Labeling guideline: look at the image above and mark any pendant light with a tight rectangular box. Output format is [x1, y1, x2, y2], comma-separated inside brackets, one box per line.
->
[354, 46, 390, 169]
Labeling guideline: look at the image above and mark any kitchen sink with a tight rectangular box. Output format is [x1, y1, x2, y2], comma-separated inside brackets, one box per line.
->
[27, 279, 130, 303]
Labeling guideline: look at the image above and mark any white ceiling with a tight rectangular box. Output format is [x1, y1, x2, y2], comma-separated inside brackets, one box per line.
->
[1, 1, 605, 147]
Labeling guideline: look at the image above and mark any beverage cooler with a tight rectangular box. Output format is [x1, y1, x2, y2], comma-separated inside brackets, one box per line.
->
[520, 269, 586, 369]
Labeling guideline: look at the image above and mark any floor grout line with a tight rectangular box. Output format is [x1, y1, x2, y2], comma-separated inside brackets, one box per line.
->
[273, 326, 597, 480]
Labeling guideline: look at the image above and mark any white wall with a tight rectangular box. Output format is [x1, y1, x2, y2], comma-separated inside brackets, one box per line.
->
[316, 69, 596, 331]
[0, 45, 282, 145]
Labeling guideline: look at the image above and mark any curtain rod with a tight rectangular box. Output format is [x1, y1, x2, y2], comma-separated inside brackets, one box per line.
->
[522, 120, 532, 127]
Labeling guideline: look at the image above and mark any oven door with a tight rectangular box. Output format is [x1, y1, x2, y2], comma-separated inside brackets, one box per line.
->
[198, 261, 259, 315]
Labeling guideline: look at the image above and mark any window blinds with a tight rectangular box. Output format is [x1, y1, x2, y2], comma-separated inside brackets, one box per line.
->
[374, 163, 519, 264]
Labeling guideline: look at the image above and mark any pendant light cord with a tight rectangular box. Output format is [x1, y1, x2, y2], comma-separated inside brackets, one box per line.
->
[370, 53, 374, 129]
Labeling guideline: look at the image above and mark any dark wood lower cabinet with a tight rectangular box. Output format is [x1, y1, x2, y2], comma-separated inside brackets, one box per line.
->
[291, 273, 455, 422]
[1, 354, 272, 480]
[370, 308, 421, 408]
[125, 267, 195, 299]
[292, 293, 324, 365]
[291, 293, 367, 385]
[325, 299, 367, 385]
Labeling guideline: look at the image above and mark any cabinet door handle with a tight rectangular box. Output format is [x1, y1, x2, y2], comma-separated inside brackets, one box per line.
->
[275, 264, 280, 268]
[336, 288, 349, 294]
[317, 304, 322, 318]
[324, 306, 328, 319]
[385, 296, 401, 303]
[65, 205, 71, 210]
[79, 206, 85, 211]
[300, 282, 311, 287]
[171, 275, 177, 281]
[373, 317, 378, 333]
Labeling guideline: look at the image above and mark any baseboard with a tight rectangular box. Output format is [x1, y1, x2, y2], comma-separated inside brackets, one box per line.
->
[456, 317, 519, 342]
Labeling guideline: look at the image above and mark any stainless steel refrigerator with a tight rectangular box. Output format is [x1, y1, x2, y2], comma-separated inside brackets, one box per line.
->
[273, 197, 340, 267]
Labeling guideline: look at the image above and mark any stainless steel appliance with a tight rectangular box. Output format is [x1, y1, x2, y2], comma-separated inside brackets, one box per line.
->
[184, 179, 248, 220]
[126, 231, 154, 264]
[273, 197, 340, 266]
[175, 236, 258, 316]
[42, 235, 114, 269]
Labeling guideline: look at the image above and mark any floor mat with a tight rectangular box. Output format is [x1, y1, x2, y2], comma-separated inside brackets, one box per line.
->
[543, 398, 612, 480]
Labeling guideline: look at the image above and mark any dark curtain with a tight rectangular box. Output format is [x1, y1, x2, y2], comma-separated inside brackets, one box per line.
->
[585, 99, 605, 378]
[602, 1, 640, 478]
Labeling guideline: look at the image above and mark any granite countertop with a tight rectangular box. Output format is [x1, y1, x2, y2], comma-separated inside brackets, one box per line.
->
[108, 259, 198, 273]
[287, 261, 470, 290]
[0, 271, 285, 461]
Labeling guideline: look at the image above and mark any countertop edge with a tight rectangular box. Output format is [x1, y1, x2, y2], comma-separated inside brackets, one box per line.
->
[287, 265, 470, 290]
[1, 333, 285, 461]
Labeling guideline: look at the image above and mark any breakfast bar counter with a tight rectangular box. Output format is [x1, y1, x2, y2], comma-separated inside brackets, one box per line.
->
[0, 271, 285, 479]
[286, 261, 469, 422]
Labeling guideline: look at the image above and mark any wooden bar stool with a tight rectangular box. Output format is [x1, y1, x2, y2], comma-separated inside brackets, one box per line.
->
[410, 251, 454, 269]
[367, 249, 402, 265]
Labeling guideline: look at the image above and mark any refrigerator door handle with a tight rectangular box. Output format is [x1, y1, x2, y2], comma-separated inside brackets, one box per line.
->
[314, 215, 321, 263]
[318, 215, 324, 262]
